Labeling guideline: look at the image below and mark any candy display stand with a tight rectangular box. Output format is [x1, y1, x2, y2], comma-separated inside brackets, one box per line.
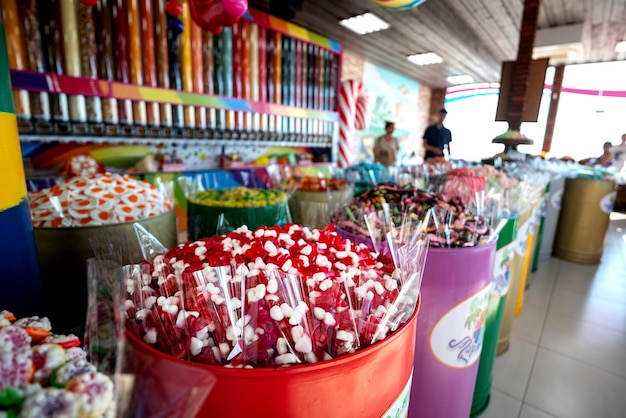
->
[531, 183, 550, 273]
[538, 175, 565, 261]
[33, 210, 177, 334]
[408, 241, 496, 418]
[121, 336, 217, 418]
[515, 192, 542, 316]
[471, 216, 518, 416]
[187, 198, 290, 240]
[553, 177, 616, 264]
[125, 303, 420, 418]
[289, 187, 353, 230]
[497, 207, 531, 354]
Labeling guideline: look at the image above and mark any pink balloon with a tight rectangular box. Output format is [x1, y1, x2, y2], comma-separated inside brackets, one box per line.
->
[189, 0, 248, 34]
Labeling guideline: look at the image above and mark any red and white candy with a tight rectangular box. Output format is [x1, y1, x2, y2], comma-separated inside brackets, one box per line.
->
[127, 223, 412, 367]
[28, 173, 173, 228]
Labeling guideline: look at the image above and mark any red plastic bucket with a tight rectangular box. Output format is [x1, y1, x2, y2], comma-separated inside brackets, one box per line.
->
[125, 300, 420, 418]
[408, 241, 496, 418]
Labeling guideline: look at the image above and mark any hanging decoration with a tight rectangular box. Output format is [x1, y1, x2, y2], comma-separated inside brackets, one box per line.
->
[338, 80, 371, 168]
[369, 0, 427, 10]
[166, 0, 184, 34]
[188, 0, 248, 35]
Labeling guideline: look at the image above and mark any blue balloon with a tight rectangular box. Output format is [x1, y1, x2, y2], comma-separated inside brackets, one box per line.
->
[168, 17, 185, 35]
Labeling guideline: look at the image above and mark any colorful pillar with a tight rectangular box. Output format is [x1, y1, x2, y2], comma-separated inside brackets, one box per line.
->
[0, 19, 45, 316]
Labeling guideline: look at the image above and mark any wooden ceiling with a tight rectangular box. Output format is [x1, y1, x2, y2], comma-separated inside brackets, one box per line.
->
[248, 0, 626, 88]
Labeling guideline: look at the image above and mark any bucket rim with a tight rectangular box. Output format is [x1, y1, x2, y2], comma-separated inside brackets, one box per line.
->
[125, 296, 420, 378]
[427, 239, 497, 255]
[33, 209, 176, 232]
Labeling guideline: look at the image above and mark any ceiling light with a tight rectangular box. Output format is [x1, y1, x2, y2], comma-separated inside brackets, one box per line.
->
[339, 13, 390, 35]
[447, 75, 474, 85]
[407, 52, 443, 66]
[615, 41, 626, 53]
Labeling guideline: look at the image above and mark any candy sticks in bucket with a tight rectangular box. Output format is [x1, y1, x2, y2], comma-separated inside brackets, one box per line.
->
[355, 203, 430, 344]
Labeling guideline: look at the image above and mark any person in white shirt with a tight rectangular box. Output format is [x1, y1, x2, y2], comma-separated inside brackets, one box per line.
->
[610, 134, 626, 171]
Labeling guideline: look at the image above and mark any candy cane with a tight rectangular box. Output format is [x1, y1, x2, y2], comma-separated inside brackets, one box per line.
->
[338, 80, 370, 168]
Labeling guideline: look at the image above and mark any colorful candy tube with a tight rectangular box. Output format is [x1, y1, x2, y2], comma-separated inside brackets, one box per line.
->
[202, 31, 215, 129]
[167, 15, 183, 128]
[180, 0, 195, 128]
[127, 0, 147, 127]
[231, 21, 243, 129]
[1, 0, 31, 121]
[18, 0, 50, 123]
[300, 40, 307, 109]
[307, 43, 314, 109]
[294, 40, 302, 109]
[316, 46, 324, 111]
[241, 20, 251, 130]
[77, 3, 103, 125]
[191, 19, 205, 128]
[212, 30, 224, 129]
[324, 49, 332, 111]
[329, 52, 338, 112]
[249, 22, 259, 131]
[139, 0, 159, 128]
[290, 37, 296, 107]
[257, 25, 266, 132]
[231, 22, 242, 99]
[273, 32, 281, 134]
[221, 27, 234, 130]
[153, 0, 172, 127]
[60, 0, 87, 124]
[113, 0, 133, 126]
[94, 0, 118, 127]
[40, 0, 70, 124]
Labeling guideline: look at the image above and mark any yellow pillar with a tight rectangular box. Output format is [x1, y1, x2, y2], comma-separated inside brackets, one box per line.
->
[0, 17, 44, 315]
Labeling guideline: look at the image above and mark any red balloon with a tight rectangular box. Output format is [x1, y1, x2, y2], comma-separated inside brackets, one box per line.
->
[166, 0, 183, 17]
[79, 0, 98, 5]
[189, 0, 248, 34]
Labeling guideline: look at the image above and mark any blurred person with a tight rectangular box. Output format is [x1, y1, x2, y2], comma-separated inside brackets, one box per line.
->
[579, 141, 614, 167]
[423, 108, 452, 161]
[373, 121, 399, 166]
[610, 133, 626, 171]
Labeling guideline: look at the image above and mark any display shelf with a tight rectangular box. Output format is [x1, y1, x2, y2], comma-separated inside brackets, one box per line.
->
[10, 70, 340, 122]
[18, 134, 333, 148]
[243, 8, 341, 54]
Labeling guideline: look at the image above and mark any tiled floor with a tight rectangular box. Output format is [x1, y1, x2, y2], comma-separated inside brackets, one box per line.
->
[480, 213, 626, 418]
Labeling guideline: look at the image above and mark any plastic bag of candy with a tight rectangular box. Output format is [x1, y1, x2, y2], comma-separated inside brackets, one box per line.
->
[332, 182, 492, 248]
[178, 172, 291, 240]
[124, 222, 429, 368]
[27, 173, 173, 228]
[0, 311, 116, 417]
[273, 165, 355, 230]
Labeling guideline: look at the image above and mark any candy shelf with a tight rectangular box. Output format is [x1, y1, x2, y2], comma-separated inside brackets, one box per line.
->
[7, 4, 341, 154]
[10, 70, 340, 122]
[18, 133, 333, 148]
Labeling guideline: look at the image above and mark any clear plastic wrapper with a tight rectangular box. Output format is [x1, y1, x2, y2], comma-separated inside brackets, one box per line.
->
[179, 173, 291, 239]
[28, 173, 173, 228]
[124, 223, 427, 367]
[332, 182, 491, 248]
[276, 166, 355, 230]
[84, 259, 125, 378]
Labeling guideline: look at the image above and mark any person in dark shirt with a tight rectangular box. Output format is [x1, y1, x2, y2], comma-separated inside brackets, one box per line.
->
[423, 108, 452, 161]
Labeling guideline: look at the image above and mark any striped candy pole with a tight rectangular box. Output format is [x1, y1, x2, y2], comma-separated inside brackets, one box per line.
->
[0, 18, 44, 316]
[338, 80, 370, 167]
[180, 0, 195, 128]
